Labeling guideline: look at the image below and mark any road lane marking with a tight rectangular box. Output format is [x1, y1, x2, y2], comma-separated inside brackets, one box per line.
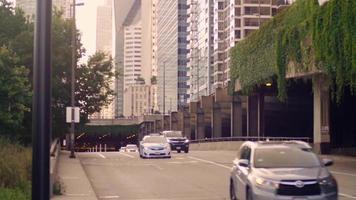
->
[119, 152, 135, 158]
[188, 156, 231, 170]
[99, 195, 120, 199]
[65, 193, 89, 197]
[331, 170, 356, 177]
[340, 193, 356, 199]
[97, 153, 106, 159]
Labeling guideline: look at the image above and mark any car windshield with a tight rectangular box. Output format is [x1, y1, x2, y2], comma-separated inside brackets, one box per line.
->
[126, 145, 137, 149]
[165, 132, 183, 137]
[143, 136, 166, 144]
[254, 147, 321, 168]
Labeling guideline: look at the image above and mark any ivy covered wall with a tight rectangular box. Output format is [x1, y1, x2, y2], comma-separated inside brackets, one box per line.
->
[230, 0, 355, 102]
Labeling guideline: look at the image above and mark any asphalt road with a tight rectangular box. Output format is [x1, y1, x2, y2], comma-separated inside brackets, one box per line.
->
[78, 151, 356, 200]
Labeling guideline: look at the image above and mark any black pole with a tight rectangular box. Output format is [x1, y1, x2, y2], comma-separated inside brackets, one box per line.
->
[32, 0, 52, 199]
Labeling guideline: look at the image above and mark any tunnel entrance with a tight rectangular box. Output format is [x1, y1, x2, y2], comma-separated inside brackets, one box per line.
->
[264, 79, 313, 139]
[330, 87, 356, 149]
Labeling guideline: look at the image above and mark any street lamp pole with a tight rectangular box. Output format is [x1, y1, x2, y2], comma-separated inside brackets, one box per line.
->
[32, 0, 52, 199]
[163, 61, 166, 115]
[70, 0, 77, 158]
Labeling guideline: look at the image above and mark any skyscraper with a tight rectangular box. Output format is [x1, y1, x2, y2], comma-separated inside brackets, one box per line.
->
[113, 0, 137, 117]
[187, 0, 214, 102]
[157, 0, 190, 114]
[94, 0, 114, 119]
[212, 0, 291, 89]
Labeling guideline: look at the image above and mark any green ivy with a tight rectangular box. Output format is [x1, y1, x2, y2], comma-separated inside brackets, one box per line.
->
[230, 0, 356, 102]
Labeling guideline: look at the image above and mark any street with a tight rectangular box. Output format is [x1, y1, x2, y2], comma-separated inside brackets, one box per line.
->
[78, 151, 356, 200]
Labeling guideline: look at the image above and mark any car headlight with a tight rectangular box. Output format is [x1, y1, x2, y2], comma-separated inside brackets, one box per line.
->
[143, 146, 149, 150]
[184, 139, 189, 143]
[319, 176, 337, 193]
[255, 177, 279, 189]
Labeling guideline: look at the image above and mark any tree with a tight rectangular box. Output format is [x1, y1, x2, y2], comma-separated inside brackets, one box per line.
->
[0, 1, 118, 139]
[0, 47, 31, 137]
[49, 10, 118, 137]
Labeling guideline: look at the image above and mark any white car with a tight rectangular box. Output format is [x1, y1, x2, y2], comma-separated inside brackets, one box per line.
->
[139, 135, 171, 159]
[125, 144, 138, 152]
[119, 147, 126, 152]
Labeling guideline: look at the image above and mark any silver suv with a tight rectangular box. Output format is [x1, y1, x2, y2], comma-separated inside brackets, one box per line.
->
[230, 141, 338, 200]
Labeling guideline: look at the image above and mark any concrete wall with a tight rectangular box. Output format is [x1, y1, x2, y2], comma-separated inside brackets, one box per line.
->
[189, 141, 244, 151]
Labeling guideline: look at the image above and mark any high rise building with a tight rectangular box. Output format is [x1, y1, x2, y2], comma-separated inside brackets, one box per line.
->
[212, 0, 291, 89]
[157, 0, 189, 114]
[16, 0, 72, 19]
[123, 24, 142, 88]
[187, 0, 215, 102]
[113, 0, 138, 117]
[123, 84, 154, 117]
[93, 0, 114, 119]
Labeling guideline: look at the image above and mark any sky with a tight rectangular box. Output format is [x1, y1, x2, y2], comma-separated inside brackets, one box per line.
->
[10, 0, 104, 63]
[76, 0, 103, 63]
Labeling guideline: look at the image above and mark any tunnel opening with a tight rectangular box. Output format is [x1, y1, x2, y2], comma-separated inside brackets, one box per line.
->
[330, 87, 356, 149]
[264, 79, 313, 138]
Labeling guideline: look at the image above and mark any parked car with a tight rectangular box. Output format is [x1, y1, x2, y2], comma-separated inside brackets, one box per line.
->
[119, 147, 126, 152]
[161, 130, 189, 153]
[125, 144, 138, 152]
[230, 141, 337, 200]
[139, 135, 171, 159]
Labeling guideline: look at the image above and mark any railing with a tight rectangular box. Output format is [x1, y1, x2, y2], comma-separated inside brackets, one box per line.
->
[190, 136, 312, 144]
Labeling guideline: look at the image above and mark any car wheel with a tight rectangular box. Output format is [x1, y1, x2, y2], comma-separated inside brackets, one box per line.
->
[230, 180, 237, 200]
[177, 150, 181, 153]
[184, 149, 189, 153]
[246, 187, 253, 200]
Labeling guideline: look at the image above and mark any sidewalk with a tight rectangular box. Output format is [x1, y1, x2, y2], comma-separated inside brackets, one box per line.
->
[51, 151, 97, 200]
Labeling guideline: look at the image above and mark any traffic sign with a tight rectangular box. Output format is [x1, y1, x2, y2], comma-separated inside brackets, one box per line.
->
[66, 107, 80, 123]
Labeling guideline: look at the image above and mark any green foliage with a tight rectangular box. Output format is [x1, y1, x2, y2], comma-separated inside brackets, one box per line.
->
[0, 187, 29, 200]
[0, 137, 31, 199]
[313, 0, 356, 102]
[0, 48, 31, 136]
[81, 124, 139, 136]
[0, 1, 118, 138]
[230, 0, 356, 101]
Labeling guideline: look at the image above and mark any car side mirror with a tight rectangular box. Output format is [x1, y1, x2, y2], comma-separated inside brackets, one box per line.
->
[238, 159, 250, 168]
[322, 158, 334, 167]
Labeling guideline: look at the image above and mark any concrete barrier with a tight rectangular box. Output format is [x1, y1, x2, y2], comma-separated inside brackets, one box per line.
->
[50, 139, 60, 197]
[190, 141, 244, 151]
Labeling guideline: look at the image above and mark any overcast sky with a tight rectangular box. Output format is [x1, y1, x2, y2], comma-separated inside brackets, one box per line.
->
[76, 0, 104, 63]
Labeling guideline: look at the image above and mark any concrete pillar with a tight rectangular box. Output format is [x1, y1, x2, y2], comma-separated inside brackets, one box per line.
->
[183, 112, 191, 139]
[231, 94, 243, 136]
[201, 96, 214, 138]
[170, 111, 179, 130]
[212, 103, 222, 138]
[195, 109, 205, 139]
[164, 115, 170, 131]
[95, 145, 97, 152]
[104, 144, 107, 152]
[247, 93, 264, 137]
[99, 144, 102, 152]
[313, 75, 331, 154]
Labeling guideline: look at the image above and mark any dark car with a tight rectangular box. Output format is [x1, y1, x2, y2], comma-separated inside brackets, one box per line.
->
[162, 131, 189, 153]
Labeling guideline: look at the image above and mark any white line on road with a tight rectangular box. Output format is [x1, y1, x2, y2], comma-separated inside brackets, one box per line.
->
[331, 170, 356, 177]
[99, 195, 120, 199]
[188, 156, 231, 170]
[97, 153, 106, 159]
[119, 152, 135, 158]
[340, 193, 356, 199]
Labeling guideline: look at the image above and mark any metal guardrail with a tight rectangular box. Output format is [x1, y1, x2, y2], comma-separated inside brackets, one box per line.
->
[190, 136, 312, 144]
